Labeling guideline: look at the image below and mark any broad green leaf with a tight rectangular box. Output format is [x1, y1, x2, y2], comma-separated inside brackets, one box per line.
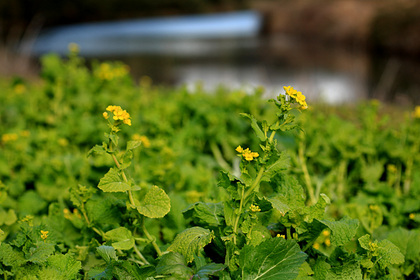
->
[120, 262, 155, 280]
[0, 208, 17, 226]
[183, 202, 224, 227]
[127, 140, 142, 151]
[326, 261, 362, 280]
[96, 245, 118, 263]
[240, 113, 267, 141]
[168, 227, 214, 263]
[263, 152, 290, 178]
[88, 144, 107, 157]
[104, 227, 134, 250]
[319, 216, 359, 247]
[46, 253, 82, 280]
[358, 234, 371, 251]
[156, 252, 193, 279]
[98, 168, 131, 192]
[387, 228, 420, 262]
[0, 243, 26, 267]
[374, 239, 405, 268]
[304, 194, 330, 222]
[296, 262, 314, 280]
[26, 242, 55, 263]
[239, 238, 307, 280]
[193, 263, 226, 279]
[135, 185, 171, 218]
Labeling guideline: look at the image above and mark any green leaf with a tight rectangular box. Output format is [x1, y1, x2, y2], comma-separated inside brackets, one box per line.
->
[319, 216, 359, 247]
[193, 263, 226, 279]
[240, 113, 267, 141]
[135, 185, 171, 218]
[88, 144, 107, 157]
[239, 238, 307, 280]
[0, 243, 26, 267]
[387, 228, 420, 262]
[98, 168, 131, 192]
[127, 140, 142, 151]
[96, 245, 118, 263]
[104, 227, 135, 250]
[183, 202, 224, 227]
[358, 234, 371, 251]
[374, 239, 405, 268]
[156, 252, 193, 279]
[26, 242, 55, 264]
[46, 253, 82, 280]
[0, 208, 17, 226]
[326, 261, 362, 280]
[168, 227, 214, 263]
[263, 152, 290, 178]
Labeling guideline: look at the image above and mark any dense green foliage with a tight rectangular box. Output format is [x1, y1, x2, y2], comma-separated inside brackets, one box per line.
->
[0, 51, 419, 279]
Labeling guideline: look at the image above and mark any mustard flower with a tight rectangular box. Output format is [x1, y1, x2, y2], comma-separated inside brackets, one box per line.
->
[105, 105, 131, 126]
[283, 86, 308, 110]
[409, 213, 415, 220]
[236, 146, 259, 161]
[276, 234, 286, 238]
[250, 204, 261, 212]
[132, 134, 151, 148]
[40, 230, 49, 241]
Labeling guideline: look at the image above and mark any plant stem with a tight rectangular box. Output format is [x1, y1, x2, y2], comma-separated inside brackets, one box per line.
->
[269, 131, 276, 143]
[141, 218, 162, 257]
[244, 166, 265, 199]
[233, 185, 245, 245]
[298, 140, 316, 205]
[286, 227, 292, 240]
[210, 141, 232, 173]
[133, 244, 150, 265]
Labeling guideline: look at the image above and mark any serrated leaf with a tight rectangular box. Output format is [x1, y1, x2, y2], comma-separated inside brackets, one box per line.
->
[97, 245, 118, 263]
[104, 227, 135, 250]
[239, 238, 307, 280]
[136, 185, 170, 218]
[88, 144, 107, 157]
[26, 243, 55, 264]
[156, 252, 193, 279]
[264, 152, 290, 178]
[98, 168, 131, 192]
[0, 243, 26, 267]
[46, 253, 82, 280]
[374, 239, 405, 268]
[326, 261, 362, 280]
[319, 216, 359, 247]
[127, 140, 142, 151]
[358, 234, 371, 251]
[168, 227, 214, 263]
[240, 113, 267, 141]
[183, 202, 224, 227]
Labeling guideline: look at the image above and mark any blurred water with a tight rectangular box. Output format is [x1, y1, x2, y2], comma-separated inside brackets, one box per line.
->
[25, 11, 420, 105]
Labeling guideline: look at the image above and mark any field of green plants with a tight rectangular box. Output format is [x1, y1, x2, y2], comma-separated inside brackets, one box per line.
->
[1, 48, 419, 279]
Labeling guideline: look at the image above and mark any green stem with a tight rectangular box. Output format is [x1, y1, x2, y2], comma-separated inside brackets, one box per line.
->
[133, 243, 150, 265]
[233, 185, 245, 245]
[142, 218, 162, 257]
[404, 155, 413, 195]
[244, 166, 265, 199]
[298, 141, 316, 205]
[286, 227, 292, 240]
[210, 141, 232, 173]
[269, 131, 276, 143]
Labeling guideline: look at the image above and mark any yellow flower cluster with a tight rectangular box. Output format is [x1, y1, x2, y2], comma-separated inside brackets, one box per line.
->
[14, 84, 26, 94]
[283, 86, 308, 110]
[1, 133, 18, 143]
[96, 63, 129, 81]
[236, 146, 259, 161]
[249, 204, 261, 212]
[413, 106, 420, 119]
[103, 105, 132, 126]
[40, 230, 49, 241]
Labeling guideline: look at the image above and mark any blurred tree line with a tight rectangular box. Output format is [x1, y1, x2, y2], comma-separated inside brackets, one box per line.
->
[0, 0, 248, 40]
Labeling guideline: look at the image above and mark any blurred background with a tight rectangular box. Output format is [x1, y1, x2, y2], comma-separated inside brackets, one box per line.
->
[1, 0, 420, 105]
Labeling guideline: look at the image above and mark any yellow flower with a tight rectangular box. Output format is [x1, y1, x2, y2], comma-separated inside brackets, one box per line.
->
[413, 106, 420, 119]
[283, 86, 308, 110]
[249, 204, 261, 212]
[409, 213, 415, 220]
[324, 238, 331, 247]
[313, 242, 320, 250]
[322, 229, 330, 237]
[63, 209, 71, 219]
[40, 230, 49, 241]
[105, 105, 131, 126]
[132, 134, 151, 148]
[276, 234, 286, 238]
[235, 146, 244, 153]
[1, 133, 18, 143]
[14, 84, 26, 94]
[236, 146, 259, 161]
[387, 164, 397, 173]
